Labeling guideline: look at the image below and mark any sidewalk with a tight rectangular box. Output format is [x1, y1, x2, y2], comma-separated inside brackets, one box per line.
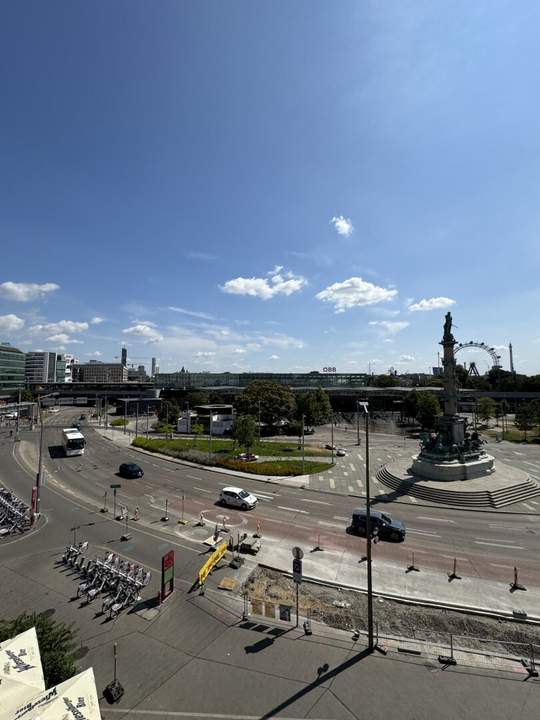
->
[0, 545, 537, 720]
[256, 543, 540, 621]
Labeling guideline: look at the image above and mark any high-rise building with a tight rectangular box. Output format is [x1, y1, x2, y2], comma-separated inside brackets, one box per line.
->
[121, 347, 127, 367]
[25, 352, 58, 384]
[63, 353, 78, 382]
[151, 357, 156, 376]
[55, 354, 66, 383]
[0, 343, 25, 392]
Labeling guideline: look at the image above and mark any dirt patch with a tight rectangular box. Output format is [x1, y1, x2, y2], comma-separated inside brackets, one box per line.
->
[245, 567, 540, 656]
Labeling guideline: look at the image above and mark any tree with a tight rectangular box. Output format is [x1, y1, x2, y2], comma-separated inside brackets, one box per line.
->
[478, 397, 497, 426]
[402, 390, 420, 422]
[237, 381, 296, 429]
[372, 374, 398, 388]
[514, 403, 536, 442]
[0, 612, 77, 688]
[186, 390, 209, 407]
[416, 393, 441, 430]
[233, 415, 257, 452]
[312, 388, 332, 425]
[158, 400, 180, 425]
[19, 388, 35, 402]
[191, 423, 204, 448]
[295, 389, 331, 428]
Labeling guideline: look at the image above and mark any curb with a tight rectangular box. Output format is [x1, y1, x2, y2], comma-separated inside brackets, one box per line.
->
[92, 425, 540, 517]
[256, 563, 540, 625]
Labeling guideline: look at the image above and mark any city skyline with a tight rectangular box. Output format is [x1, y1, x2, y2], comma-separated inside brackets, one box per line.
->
[2, 2, 539, 375]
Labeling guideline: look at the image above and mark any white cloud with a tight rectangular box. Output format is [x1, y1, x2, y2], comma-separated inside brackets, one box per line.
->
[257, 333, 304, 349]
[269, 354, 280, 360]
[195, 351, 216, 357]
[168, 306, 215, 321]
[122, 323, 163, 343]
[369, 320, 410, 335]
[47, 333, 71, 344]
[186, 251, 218, 261]
[220, 267, 307, 300]
[492, 344, 508, 350]
[86, 351, 102, 357]
[90, 316, 105, 325]
[408, 297, 456, 312]
[316, 277, 397, 313]
[0, 314, 25, 332]
[399, 354, 415, 362]
[330, 216, 354, 237]
[31, 320, 89, 334]
[0, 281, 59, 302]
[383, 338, 394, 343]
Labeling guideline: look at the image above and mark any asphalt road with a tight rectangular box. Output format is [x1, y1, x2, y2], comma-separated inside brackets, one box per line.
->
[3, 408, 540, 588]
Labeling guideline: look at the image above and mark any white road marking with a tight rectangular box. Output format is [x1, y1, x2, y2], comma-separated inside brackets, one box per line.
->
[377, 457, 382, 462]
[440, 554, 468, 562]
[193, 486, 210, 494]
[490, 562, 514, 569]
[523, 503, 535, 511]
[416, 516, 455, 523]
[317, 520, 343, 528]
[252, 491, 276, 500]
[349, 463, 356, 472]
[356, 479, 363, 489]
[357, 452, 363, 461]
[343, 471, 349, 477]
[277, 506, 309, 514]
[530, 500, 539, 506]
[187, 474, 201, 480]
[524, 461, 540, 469]
[513, 450, 525, 456]
[474, 541, 525, 550]
[408, 496, 418, 503]
[407, 529, 440, 537]
[333, 516, 349, 521]
[301, 498, 331, 505]
[348, 485, 354, 493]
[329, 478, 335, 489]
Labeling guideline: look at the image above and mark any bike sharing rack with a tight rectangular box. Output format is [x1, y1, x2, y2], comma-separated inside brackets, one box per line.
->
[0, 487, 32, 537]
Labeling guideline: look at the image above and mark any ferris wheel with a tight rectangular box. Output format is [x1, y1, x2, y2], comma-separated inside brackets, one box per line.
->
[454, 341, 502, 375]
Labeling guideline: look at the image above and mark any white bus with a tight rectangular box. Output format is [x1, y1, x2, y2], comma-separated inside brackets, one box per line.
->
[62, 428, 86, 456]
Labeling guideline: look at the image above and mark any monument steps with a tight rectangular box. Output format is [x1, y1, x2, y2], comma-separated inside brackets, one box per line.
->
[377, 466, 540, 509]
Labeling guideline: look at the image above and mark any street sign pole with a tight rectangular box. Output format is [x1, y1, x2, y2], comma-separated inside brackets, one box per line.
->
[292, 547, 304, 628]
[110, 484, 121, 519]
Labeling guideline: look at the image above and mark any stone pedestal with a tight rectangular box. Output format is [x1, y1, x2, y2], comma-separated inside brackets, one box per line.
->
[411, 453, 494, 482]
[438, 414, 465, 447]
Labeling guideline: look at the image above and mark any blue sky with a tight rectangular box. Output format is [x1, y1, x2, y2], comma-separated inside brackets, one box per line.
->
[1, 1, 539, 375]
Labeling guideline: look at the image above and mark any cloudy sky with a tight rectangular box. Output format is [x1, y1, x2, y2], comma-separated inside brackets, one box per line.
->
[1, 1, 539, 375]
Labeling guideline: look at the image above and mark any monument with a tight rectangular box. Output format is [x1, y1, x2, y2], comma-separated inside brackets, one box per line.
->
[411, 312, 494, 481]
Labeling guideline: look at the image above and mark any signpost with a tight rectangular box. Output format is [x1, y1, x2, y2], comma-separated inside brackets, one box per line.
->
[292, 547, 303, 626]
[161, 549, 175, 602]
[110, 484, 121, 519]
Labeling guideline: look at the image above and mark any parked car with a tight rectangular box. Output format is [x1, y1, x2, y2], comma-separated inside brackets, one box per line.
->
[219, 486, 258, 510]
[80, 414, 86, 420]
[325, 444, 338, 451]
[350, 508, 406, 542]
[336, 448, 347, 457]
[118, 462, 144, 479]
[237, 453, 259, 461]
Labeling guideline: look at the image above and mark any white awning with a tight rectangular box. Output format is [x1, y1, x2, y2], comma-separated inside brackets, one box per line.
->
[2, 667, 101, 720]
[0, 628, 45, 717]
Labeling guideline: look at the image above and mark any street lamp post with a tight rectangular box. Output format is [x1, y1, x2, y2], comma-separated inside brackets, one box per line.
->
[208, 412, 213, 461]
[356, 399, 360, 446]
[331, 413, 335, 464]
[34, 392, 57, 519]
[135, 402, 139, 438]
[359, 401, 374, 652]
[301, 413, 305, 475]
[258, 400, 261, 444]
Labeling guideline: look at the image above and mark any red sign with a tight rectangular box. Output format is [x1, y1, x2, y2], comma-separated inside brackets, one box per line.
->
[161, 550, 175, 601]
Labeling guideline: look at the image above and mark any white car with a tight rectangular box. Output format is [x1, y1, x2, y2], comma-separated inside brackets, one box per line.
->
[336, 448, 347, 457]
[49, 407, 60, 413]
[219, 486, 258, 510]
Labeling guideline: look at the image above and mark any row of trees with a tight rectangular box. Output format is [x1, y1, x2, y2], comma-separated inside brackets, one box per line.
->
[401, 390, 442, 430]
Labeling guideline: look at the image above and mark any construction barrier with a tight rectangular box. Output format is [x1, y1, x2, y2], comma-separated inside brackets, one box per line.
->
[198, 541, 228, 586]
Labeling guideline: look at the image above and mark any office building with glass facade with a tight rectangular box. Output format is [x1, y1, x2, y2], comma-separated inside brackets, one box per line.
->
[0, 343, 26, 392]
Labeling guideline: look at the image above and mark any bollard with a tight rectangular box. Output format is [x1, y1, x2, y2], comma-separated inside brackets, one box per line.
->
[213, 524, 220, 543]
[312, 533, 324, 552]
[448, 557, 461, 581]
[196, 511, 206, 527]
[100, 491, 109, 514]
[161, 499, 169, 522]
[510, 566, 527, 592]
[221, 516, 229, 533]
[132, 506, 140, 521]
[254, 521, 262, 538]
[303, 620, 312, 636]
[406, 552, 419, 573]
